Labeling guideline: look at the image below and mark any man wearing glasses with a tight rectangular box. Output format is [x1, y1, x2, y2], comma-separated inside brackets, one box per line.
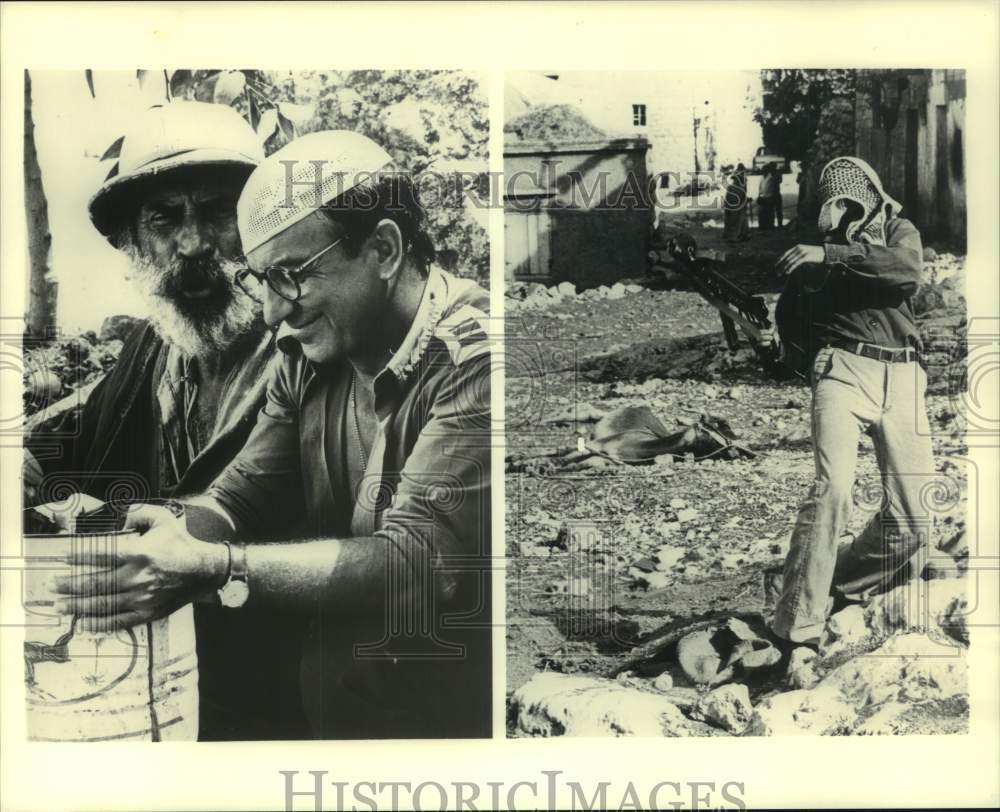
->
[57, 131, 494, 739]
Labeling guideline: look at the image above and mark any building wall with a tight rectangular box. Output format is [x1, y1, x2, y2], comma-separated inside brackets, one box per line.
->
[506, 72, 764, 185]
[855, 69, 966, 245]
[504, 138, 652, 287]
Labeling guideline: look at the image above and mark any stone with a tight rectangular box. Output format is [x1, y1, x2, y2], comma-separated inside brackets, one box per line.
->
[676, 508, 699, 524]
[654, 545, 685, 571]
[748, 632, 968, 736]
[865, 577, 968, 645]
[820, 605, 867, 656]
[669, 498, 687, 509]
[696, 683, 753, 734]
[556, 281, 576, 298]
[631, 557, 657, 573]
[922, 246, 938, 262]
[557, 522, 602, 553]
[99, 314, 141, 342]
[652, 672, 674, 692]
[726, 386, 745, 401]
[510, 672, 691, 737]
[703, 385, 719, 399]
[631, 570, 671, 591]
[787, 646, 819, 689]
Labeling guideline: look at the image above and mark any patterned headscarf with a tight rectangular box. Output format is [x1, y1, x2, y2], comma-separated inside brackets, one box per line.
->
[817, 156, 902, 246]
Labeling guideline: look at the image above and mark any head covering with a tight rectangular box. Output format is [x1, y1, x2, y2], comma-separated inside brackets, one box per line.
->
[237, 130, 394, 254]
[89, 101, 263, 242]
[817, 156, 902, 245]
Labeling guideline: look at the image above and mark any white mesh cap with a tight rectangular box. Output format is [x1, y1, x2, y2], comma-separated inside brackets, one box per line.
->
[237, 130, 394, 254]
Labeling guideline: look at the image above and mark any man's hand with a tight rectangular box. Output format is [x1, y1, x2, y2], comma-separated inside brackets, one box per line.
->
[776, 244, 824, 276]
[52, 503, 229, 632]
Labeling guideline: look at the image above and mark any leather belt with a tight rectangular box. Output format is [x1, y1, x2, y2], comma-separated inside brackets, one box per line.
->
[829, 341, 920, 364]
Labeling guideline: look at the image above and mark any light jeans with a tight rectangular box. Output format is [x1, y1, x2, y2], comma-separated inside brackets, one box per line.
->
[773, 346, 936, 645]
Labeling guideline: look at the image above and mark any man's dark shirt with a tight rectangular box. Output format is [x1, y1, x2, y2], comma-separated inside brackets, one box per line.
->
[777, 216, 924, 358]
[206, 268, 493, 739]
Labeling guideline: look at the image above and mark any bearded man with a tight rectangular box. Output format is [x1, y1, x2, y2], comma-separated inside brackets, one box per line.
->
[25, 101, 308, 740]
[770, 156, 934, 652]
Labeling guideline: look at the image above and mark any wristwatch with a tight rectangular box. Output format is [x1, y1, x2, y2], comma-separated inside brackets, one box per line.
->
[217, 541, 249, 608]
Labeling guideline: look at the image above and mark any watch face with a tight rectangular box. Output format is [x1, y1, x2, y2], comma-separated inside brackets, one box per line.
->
[219, 579, 249, 608]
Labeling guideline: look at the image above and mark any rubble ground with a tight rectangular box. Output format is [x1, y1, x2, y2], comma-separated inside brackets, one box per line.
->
[506, 216, 969, 737]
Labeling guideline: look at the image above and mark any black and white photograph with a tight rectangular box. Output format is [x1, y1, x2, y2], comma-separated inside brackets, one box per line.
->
[1, 3, 998, 812]
[17, 68, 493, 742]
[505, 68, 976, 738]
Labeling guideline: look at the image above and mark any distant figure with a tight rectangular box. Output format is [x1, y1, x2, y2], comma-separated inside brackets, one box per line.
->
[756, 162, 778, 230]
[723, 163, 750, 242]
[772, 165, 784, 228]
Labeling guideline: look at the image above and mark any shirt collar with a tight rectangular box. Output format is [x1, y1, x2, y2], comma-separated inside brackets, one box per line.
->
[383, 265, 447, 383]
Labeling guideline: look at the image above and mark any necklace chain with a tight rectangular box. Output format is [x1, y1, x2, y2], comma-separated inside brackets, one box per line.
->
[350, 371, 368, 473]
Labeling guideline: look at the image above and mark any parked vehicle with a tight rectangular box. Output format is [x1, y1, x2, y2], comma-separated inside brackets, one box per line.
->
[751, 146, 790, 173]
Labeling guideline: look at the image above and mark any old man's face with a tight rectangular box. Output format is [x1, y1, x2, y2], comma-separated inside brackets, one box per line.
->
[123, 172, 259, 356]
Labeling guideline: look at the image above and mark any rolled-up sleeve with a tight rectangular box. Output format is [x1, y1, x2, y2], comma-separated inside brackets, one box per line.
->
[823, 217, 923, 295]
[375, 352, 492, 601]
[206, 357, 306, 537]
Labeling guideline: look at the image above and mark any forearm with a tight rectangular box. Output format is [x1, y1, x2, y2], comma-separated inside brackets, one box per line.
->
[823, 228, 923, 292]
[243, 535, 413, 614]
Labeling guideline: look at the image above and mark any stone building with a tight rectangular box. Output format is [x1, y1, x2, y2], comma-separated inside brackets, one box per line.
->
[855, 69, 966, 246]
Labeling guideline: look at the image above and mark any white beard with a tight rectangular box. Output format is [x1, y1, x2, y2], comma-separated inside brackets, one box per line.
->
[122, 245, 260, 358]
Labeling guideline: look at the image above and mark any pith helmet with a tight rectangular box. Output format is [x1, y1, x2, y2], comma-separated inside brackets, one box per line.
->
[88, 101, 264, 243]
[237, 130, 393, 255]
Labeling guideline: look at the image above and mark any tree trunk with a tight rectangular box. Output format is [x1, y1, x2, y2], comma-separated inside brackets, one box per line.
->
[24, 70, 57, 339]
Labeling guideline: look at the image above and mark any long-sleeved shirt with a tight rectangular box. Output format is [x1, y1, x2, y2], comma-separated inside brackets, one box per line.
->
[778, 215, 924, 354]
[205, 267, 493, 739]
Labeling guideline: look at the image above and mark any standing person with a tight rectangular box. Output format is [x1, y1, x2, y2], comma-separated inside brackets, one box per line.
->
[756, 162, 777, 230]
[723, 163, 751, 242]
[25, 101, 307, 741]
[772, 164, 784, 228]
[770, 156, 933, 652]
[54, 131, 494, 739]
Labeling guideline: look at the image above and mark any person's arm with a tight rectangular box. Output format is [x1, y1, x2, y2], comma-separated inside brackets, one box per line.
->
[201, 355, 307, 536]
[822, 217, 923, 294]
[242, 349, 492, 613]
[55, 352, 492, 628]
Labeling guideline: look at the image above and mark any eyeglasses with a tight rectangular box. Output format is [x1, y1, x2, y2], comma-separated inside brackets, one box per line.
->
[235, 236, 344, 303]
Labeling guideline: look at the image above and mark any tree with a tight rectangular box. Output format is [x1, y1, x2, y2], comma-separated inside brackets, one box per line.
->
[24, 70, 56, 338]
[753, 69, 857, 161]
[266, 70, 490, 282]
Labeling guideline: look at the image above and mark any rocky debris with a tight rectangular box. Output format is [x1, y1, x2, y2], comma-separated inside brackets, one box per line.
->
[652, 672, 674, 692]
[630, 569, 671, 591]
[694, 683, 754, 734]
[547, 577, 591, 597]
[787, 647, 819, 690]
[653, 544, 685, 571]
[748, 632, 967, 736]
[505, 279, 647, 311]
[509, 672, 693, 737]
[99, 314, 141, 342]
[676, 618, 780, 686]
[821, 577, 968, 656]
[505, 104, 606, 143]
[820, 605, 868, 656]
